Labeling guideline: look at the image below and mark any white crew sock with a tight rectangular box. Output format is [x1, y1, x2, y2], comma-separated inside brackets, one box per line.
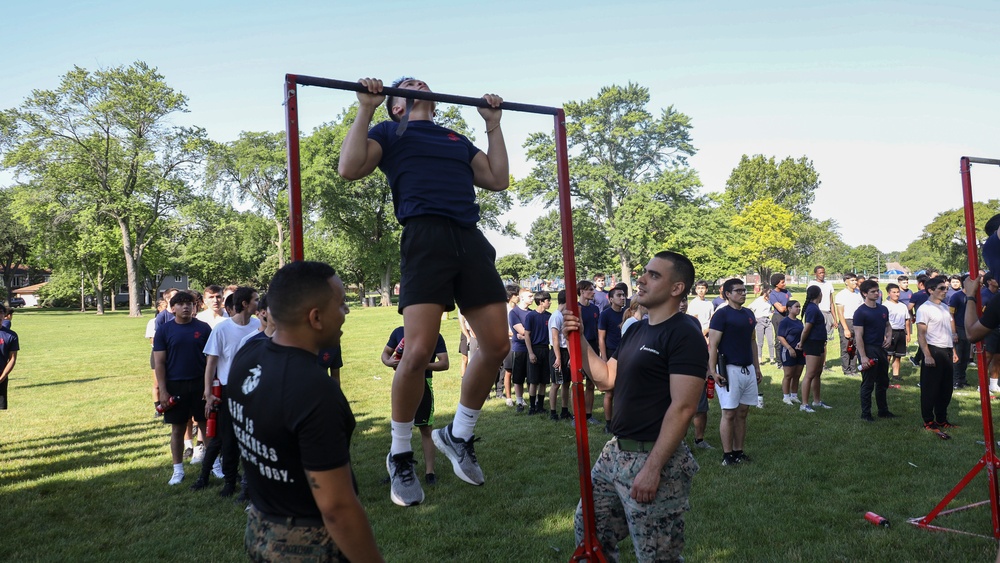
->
[184, 439, 193, 449]
[390, 420, 414, 455]
[172, 463, 184, 474]
[451, 404, 481, 441]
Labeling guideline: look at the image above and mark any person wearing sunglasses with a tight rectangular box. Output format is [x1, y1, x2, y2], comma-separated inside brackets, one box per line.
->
[915, 276, 960, 434]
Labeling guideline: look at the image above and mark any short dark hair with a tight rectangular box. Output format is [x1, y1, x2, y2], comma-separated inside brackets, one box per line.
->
[533, 291, 550, 306]
[897, 275, 909, 282]
[557, 289, 567, 305]
[843, 272, 857, 281]
[859, 279, 879, 294]
[169, 291, 196, 307]
[886, 283, 900, 292]
[985, 273, 995, 284]
[609, 287, 626, 300]
[806, 285, 822, 302]
[654, 250, 695, 295]
[0, 303, 7, 316]
[613, 282, 628, 294]
[926, 275, 948, 291]
[695, 280, 708, 289]
[505, 284, 521, 301]
[986, 213, 1000, 237]
[722, 278, 744, 296]
[257, 293, 268, 312]
[916, 274, 929, 285]
[769, 273, 785, 286]
[950, 274, 962, 282]
[232, 286, 257, 314]
[813, 265, 825, 273]
[267, 261, 337, 324]
[203, 284, 223, 295]
[386, 76, 416, 123]
[577, 280, 595, 295]
[786, 299, 800, 310]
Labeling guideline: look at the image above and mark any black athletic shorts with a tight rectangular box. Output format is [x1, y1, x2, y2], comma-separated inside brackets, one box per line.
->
[414, 377, 435, 427]
[527, 344, 550, 385]
[163, 378, 207, 425]
[802, 340, 825, 357]
[502, 349, 514, 372]
[459, 333, 469, 355]
[780, 346, 806, 367]
[697, 383, 709, 414]
[986, 329, 1000, 354]
[886, 329, 907, 357]
[398, 216, 506, 313]
[0, 376, 8, 410]
[511, 350, 529, 385]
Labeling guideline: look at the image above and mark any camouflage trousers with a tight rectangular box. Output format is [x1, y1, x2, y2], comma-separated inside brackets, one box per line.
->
[575, 439, 699, 563]
[245, 505, 347, 563]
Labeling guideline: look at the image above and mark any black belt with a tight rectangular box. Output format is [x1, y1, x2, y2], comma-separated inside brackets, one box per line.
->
[255, 507, 324, 528]
[616, 437, 654, 453]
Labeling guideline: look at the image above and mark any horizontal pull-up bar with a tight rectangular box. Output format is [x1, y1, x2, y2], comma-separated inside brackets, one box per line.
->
[963, 156, 1000, 167]
[287, 74, 561, 116]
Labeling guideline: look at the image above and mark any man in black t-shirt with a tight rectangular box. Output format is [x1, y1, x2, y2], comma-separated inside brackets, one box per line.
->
[564, 251, 707, 562]
[853, 280, 895, 422]
[578, 280, 601, 425]
[228, 261, 382, 562]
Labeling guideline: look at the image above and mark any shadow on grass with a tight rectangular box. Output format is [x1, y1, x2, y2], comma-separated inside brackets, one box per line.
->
[17, 377, 109, 389]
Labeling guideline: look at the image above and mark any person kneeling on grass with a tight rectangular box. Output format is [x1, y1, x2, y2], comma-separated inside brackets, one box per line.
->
[152, 291, 212, 486]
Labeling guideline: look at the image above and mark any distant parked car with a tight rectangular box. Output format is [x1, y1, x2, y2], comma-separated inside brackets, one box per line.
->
[8, 297, 26, 308]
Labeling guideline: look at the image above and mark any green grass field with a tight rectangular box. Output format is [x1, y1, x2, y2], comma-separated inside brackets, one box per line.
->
[2, 306, 999, 562]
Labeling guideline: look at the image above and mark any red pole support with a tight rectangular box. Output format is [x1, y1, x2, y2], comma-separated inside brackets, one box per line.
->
[284, 74, 305, 263]
[556, 110, 607, 563]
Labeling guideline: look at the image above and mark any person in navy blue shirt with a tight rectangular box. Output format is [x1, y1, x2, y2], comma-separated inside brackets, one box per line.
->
[524, 291, 552, 415]
[339, 77, 511, 500]
[508, 291, 532, 412]
[776, 301, 805, 405]
[0, 303, 19, 411]
[153, 291, 212, 486]
[598, 287, 627, 431]
[768, 273, 792, 364]
[797, 285, 830, 412]
[853, 280, 895, 422]
[949, 275, 971, 388]
[708, 278, 761, 466]
[578, 280, 601, 424]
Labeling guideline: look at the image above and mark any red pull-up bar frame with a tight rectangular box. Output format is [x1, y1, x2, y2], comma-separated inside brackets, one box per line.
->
[908, 156, 1000, 539]
[283, 74, 606, 562]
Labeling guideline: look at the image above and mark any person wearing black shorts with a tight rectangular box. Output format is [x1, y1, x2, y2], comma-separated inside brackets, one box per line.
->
[524, 291, 553, 415]
[0, 303, 19, 411]
[382, 326, 448, 491]
[776, 300, 805, 405]
[340, 77, 511, 505]
[547, 290, 572, 421]
[797, 286, 829, 413]
[508, 289, 533, 412]
[152, 291, 212, 486]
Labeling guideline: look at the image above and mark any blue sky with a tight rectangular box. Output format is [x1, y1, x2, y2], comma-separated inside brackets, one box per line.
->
[4, 0, 999, 261]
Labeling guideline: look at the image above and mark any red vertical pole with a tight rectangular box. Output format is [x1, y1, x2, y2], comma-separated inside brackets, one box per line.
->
[556, 110, 606, 563]
[284, 74, 305, 262]
[960, 156, 1000, 538]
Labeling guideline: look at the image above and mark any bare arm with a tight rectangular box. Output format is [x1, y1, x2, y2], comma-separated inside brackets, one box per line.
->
[855, 324, 868, 364]
[337, 79, 385, 180]
[428, 352, 449, 372]
[380, 345, 399, 369]
[153, 351, 169, 404]
[707, 329, 724, 384]
[550, 325, 562, 368]
[203, 355, 219, 403]
[964, 277, 993, 343]
[305, 466, 384, 563]
[598, 329, 608, 361]
[470, 94, 508, 191]
[917, 322, 933, 366]
[629, 374, 703, 502]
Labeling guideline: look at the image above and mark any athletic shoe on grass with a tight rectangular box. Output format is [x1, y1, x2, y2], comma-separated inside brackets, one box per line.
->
[813, 401, 833, 409]
[168, 469, 184, 486]
[432, 424, 484, 486]
[190, 445, 206, 464]
[800, 404, 816, 413]
[386, 452, 424, 507]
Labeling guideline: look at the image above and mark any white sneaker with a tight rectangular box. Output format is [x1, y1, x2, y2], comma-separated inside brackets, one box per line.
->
[168, 469, 185, 486]
[190, 445, 206, 464]
[212, 457, 224, 479]
[990, 386, 1000, 395]
[505, 398, 514, 407]
[813, 401, 833, 409]
[790, 395, 802, 404]
[782, 397, 794, 405]
[800, 404, 816, 413]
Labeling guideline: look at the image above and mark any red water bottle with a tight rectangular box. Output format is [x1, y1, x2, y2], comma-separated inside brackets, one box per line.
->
[706, 376, 715, 399]
[859, 358, 877, 371]
[155, 395, 180, 414]
[864, 511, 890, 527]
[393, 337, 405, 360]
[206, 378, 221, 438]
[846, 338, 856, 360]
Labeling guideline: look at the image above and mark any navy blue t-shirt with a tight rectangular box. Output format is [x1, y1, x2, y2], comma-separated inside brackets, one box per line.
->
[899, 289, 913, 307]
[368, 120, 482, 227]
[386, 326, 446, 379]
[709, 305, 756, 367]
[777, 317, 803, 349]
[0, 327, 19, 366]
[153, 319, 211, 381]
[508, 307, 530, 353]
[154, 309, 175, 330]
[802, 302, 827, 342]
[853, 303, 889, 347]
[524, 310, 552, 347]
[949, 292, 967, 337]
[769, 288, 791, 317]
[598, 306, 624, 352]
[580, 302, 600, 342]
[911, 290, 930, 313]
[318, 346, 344, 370]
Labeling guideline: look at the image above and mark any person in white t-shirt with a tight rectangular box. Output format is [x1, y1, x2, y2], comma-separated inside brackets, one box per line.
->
[883, 283, 911, 380]
[915, 276, 959, 433]
[807, 266, 837, 345]
[191, 287, 261, 496]
[195, 284, 229, 329]
[687, 280, 715, 341]
[835, 273, 864, 375]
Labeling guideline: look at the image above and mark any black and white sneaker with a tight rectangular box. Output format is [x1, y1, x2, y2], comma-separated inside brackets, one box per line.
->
[432, 424, 484, 486]
[386, 452, 424, 507]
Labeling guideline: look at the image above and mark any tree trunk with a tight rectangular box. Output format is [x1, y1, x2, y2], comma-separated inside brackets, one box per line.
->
[118, 217, 143, 317]
[94, 268, 105, 315]
[619, 254, 632, 297]
[380, 267, 392, 307]
[275, 219, 286, 268]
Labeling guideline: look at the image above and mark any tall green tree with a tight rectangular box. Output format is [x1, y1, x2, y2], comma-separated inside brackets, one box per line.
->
[729, 198, 795, 282]
[2, 62, 205, 316]
[495, 253, 534, 283]
[205, 131, 289, 267]
[723, 155, 820, 218]
[0, 190, 31, 304]
[517, 83, 698, 289]
[525, 208, 614, 279]
[175, 199, 274, 289]
[919, 201, 1000, 273]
